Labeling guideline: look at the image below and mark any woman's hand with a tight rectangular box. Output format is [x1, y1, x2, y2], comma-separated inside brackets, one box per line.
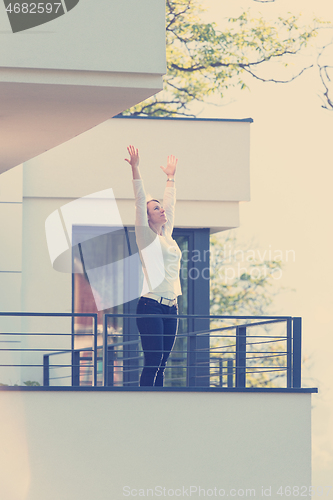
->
[125, 145, 140, 169]
[160, 155, 178, 178]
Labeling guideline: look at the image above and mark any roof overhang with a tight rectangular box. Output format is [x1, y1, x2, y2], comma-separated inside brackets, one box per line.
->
[0, 71, 162, 174]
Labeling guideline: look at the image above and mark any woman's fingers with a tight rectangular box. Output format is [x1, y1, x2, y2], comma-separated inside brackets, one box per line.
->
[127, 145, 137, 155]
[126, 145, 138, 157]
[125, 145, 139, 168]
[167, 155, 178, 167]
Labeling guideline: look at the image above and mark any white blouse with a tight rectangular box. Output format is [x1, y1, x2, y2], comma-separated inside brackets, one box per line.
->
[133, 179, 182, 299]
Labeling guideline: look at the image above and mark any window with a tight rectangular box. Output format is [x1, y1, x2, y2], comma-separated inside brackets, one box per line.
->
[72, 226, 210, 386]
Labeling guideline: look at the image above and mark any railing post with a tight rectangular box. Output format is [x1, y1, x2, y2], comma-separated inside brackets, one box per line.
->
[103, 314, 108, 387]
[108, 346, 114, 387]
[219, 358, 223, 387]
[292, 317, 302, 388]
[187, 332, 197, 387]
[72, 350, 80, 386]
[92, 314, 98, 387]
[43, 354, 49, 387]
[227, 358, 233, 388]
[235, 326, 246, 388]
[286, 318, 292, 388]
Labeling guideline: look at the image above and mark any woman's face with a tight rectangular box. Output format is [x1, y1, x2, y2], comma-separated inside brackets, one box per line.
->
[147, 200, 167, 225]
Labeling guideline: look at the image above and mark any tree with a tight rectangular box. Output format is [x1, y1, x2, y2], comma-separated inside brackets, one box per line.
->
[122, 0, 330, 117]
[209, 232, 289, 388]
[210, 232, 283, 316]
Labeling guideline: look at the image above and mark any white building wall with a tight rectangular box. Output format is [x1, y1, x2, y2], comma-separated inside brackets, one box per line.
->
[23, 117, 251, 229]
[0, 166, 23, 384]
[23, 117, 251, 204]
[19, 117, 251, 315]
[0, 391, 312, 500]
[0, 0, 166, 74]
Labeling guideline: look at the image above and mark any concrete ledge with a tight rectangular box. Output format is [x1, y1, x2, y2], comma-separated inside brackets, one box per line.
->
[0, 391, 313, 500]
[0, 385, 318, 392]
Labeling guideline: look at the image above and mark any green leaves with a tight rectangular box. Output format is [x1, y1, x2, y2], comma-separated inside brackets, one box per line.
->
[210, 233, 283, 317]
[209, 233, 288, 388]
[123, 0, 322, 117]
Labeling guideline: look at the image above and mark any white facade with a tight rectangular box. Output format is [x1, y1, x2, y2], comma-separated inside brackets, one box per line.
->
[0, 390, 312, 500]
[1, 116, 251, 316]
[0, 0, 166, 173]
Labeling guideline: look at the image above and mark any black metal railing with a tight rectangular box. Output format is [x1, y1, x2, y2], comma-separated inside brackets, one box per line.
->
[0, 312, 303, 389]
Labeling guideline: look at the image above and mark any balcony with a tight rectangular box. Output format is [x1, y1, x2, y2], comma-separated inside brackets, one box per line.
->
[0, 311, 316, 392]
[0, 310, 315, 500]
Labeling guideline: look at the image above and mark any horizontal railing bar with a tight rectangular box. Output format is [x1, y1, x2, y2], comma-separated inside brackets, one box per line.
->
[0, 312, 98, 317]
[209, 334, 287, 339]
[105, 339, 140, 348]
[107, 333, 288, 339]
[245, 368, 287, 373]
[246, 339, 286, 346]
[0, 364, 93, 368]
[106, 332, 287, 339]
[49, 376, 72, 380]
[104, 313, 292, 320]
[209, 344, 237, 350]
[208, 318, 288, 332]
[71, 347, 288, 356]
[47, 348, 93, 357]
[110, 363, 287, 372]
[104, 334, 288, 344]
[0, 333, 93, 336]
[104, 352, 287, 358]
[245, 353, 288, 357]
[0, 348, 92, 352]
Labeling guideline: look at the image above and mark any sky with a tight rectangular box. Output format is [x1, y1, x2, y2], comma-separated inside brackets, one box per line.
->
[197, 0, 333, 491]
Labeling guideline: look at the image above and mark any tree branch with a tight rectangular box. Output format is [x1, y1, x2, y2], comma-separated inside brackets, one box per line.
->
[123, 0, 325, 117]
[242, 63, 314, 84]
[317, 38, 333, 110]
[169, 50, 307, 73]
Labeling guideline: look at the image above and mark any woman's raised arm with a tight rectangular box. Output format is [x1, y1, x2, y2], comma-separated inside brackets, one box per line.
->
[160, 155, 178, 186]
[125, 145, 141, 180]
[126, 145, 149, 228]
[161, 155, 178, 234]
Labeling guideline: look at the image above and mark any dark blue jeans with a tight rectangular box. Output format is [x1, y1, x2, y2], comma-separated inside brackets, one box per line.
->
[136, 297, 178, 387]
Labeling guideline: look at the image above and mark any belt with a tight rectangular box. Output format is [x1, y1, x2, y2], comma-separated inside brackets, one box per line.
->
[143, 293, 177, 307]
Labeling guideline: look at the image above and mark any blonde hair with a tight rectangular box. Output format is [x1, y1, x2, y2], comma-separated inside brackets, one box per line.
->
[146, 197, 161, 216]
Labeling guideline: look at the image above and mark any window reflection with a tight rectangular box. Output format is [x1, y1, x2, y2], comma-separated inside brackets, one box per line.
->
[163, 235, 189, 387]
[72, 227, 132, 386]
[72, 226, 189, 387]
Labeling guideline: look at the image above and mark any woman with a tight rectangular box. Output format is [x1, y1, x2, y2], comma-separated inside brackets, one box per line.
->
[125, 145, 182, 387]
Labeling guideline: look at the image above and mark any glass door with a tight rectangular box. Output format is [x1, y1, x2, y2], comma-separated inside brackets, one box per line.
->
[72, 226, 209, 387]
[72, 226, 140, 386]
